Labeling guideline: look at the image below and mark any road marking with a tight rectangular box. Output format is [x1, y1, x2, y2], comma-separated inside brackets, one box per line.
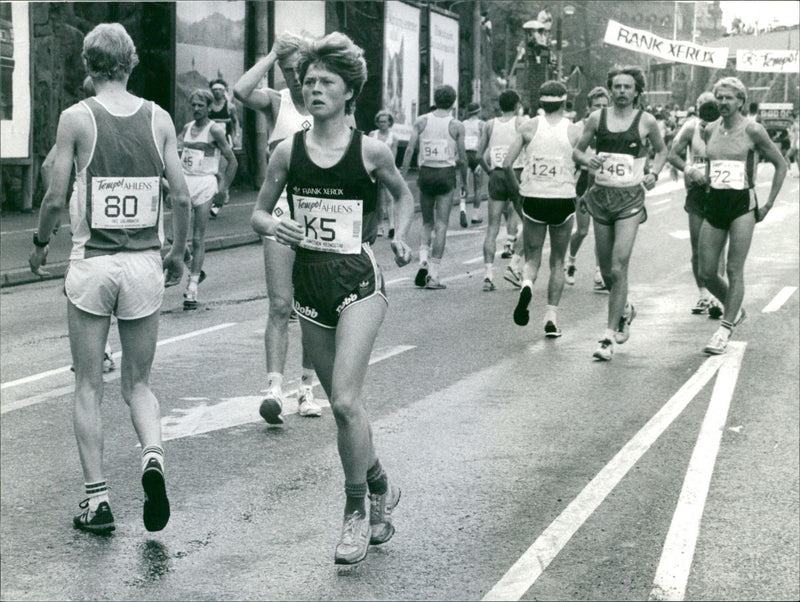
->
[385, 276, 410, 286]
[483, 348, 732, 601]
[669, 230, 691, 240]
[0, 323, 237, 412]
[160, 345, 415, 441]
[762, 286, 797, 313]
[649, 343, 746, 601]
[447, 228, 485, 237]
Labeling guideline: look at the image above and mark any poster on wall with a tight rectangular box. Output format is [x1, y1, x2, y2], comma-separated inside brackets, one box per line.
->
[0, 2, 31, 160]
[429, 11, 459, 114]
[382, 1, 420, 141]
[175, 1, 246, 149]
[273, 1, 326, 90]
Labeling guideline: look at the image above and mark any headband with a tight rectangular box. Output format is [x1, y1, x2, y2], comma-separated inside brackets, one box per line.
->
[540, 94, 567, 102]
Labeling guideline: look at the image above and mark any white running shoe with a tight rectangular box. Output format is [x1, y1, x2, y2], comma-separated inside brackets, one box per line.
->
[703, 328, 730, 355]
[593, 338, 614, 361]
[565, 264, 577, 285]
[615, 303, 637, 344]
[298, 386, 322, 417]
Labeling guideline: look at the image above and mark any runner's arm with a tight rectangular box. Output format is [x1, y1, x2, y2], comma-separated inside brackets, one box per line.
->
[157, 107, 191, 280]
[233, 51, 278, 112]
[502, 131, 527, 196]
[643, 113, 668, 189]
[251, 139, 303, 246]
[368, 138, 413, 265]
[400, 118, 422, 176]
[749, 122, 788, 221]
[476, 120, 493, 174]
[453, 121, 468, 194]
[573, 112, 602, 169]
[211, 123, 238, 198]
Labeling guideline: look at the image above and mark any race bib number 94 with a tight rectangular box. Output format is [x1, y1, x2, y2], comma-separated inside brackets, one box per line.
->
[709, 160, 746, 190]
[294, 196, 363, 254]
[421, 139, 452, 162]
[91, 177, 160, 229]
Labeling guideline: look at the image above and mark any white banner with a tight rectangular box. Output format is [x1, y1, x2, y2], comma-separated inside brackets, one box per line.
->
[604, 20, 729, 69]
[429, 11, 459, 112]
[383, 1, 420, 141]
[736, 49, 800, 73]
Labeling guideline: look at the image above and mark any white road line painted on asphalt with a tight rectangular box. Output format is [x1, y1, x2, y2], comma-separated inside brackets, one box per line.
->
[447, 228, 486, 237]
[762, 286, 797, 313]
[483, 350, 730, 601]
[669, 230, 691, 240]
[0, 323, 237, 412]
[161, 345, 415, 441]
[464, 256, 484, 265]
[385, 276, 410, 286]
[649, 343, 746, 601]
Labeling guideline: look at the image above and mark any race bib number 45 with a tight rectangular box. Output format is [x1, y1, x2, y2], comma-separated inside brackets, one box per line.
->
[294, 196, 363, 254]
[91, 177, 160, 229]
[709, 160, 746, 190]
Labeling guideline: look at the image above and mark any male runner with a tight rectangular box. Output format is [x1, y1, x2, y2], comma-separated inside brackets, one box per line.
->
[476, 89, 526, 291]
[565, 86, 610, 292]
[573, 66, 667, 361]
[505, 81, 581, 336]
[698, 77, 787, 354]
[368, 110, 399, 238]
[29, 23, 190, 533]
[207, 78, 239, 217]
[234, 32, 321, 420]
[667, 91, 725, 317]
[250, 31, 414, 566]
[177, 89, 237, 310]
[401, 84, 468, 290]
[462, 101, 485, 226]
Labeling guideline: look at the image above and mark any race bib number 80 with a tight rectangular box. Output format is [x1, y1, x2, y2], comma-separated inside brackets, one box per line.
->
[294, 196, 363, 254]
[91, 177, 160, 229]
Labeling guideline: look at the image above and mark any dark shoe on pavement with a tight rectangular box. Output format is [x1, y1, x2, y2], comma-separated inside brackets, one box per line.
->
[142, 459, 170, 532]
[425, 275, 446, 290]
[259, 391, 285, 425]
[414, 265, 429, 288]
[73, 500, 115, 534]
[544, 320, 562, 338]
[459, 210, 468, 228]
[513, 286, 532, 326]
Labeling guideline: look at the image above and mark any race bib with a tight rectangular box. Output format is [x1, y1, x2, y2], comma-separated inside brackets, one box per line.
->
[181, 148, 204, 171]
[594, 152, 636, 186]
[421, 139, 452, 162]
[490, 145, 509, 168]
[524, 155, 568, 180]
[91, 177, 160, 229]
[294, 196, 363, 254]
[709, 160, 746, 190]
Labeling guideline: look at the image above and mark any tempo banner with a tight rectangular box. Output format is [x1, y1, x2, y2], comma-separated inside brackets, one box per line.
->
[736, 49, 799, 73]
[604, 19, 729, 69]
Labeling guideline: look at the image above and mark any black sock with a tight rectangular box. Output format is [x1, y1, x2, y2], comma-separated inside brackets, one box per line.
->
[366, 459, 388, 496]
[344, 482, 367, 516]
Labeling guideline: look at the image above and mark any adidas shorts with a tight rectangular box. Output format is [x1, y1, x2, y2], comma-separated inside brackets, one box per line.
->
[704, 188, 757, 230]
[186, 174, 217, 207]
[292, 244, 387, 329]
[520, 196, 576, 226]
[65, 251, 164, 319]
[582, 184, 647, 226]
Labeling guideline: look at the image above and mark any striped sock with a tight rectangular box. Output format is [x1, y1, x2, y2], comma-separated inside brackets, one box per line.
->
[366, 459, 388, 496]
[344, 482, 368, 516]
[141, 445, 164, 473]
[85, 480, 109, 512]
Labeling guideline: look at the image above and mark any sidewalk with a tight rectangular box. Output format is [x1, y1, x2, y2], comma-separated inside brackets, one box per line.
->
[0, 171, 425, 288]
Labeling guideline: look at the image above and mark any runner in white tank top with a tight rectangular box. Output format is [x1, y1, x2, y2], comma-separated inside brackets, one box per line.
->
[233, 32, 321, 418]
[462, 102, 485, 225]
[504, 81, 582, 338]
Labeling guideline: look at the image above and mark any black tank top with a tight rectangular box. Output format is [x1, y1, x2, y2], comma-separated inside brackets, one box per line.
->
[596, 109, 646, 158]
[287, 129, 378, 261]
[208, 102, 233, 138]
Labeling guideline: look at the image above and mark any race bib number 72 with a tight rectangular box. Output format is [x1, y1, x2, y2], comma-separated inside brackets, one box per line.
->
[709, 160, 746, 190]
[294, 196, 363, 254]
[90, 177, 160, 229]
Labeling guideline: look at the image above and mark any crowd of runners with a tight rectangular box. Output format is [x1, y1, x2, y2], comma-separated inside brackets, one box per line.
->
[29, 22, 789, 567]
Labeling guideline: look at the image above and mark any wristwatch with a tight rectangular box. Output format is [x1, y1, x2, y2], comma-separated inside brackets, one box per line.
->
[33, 232, 50, 248]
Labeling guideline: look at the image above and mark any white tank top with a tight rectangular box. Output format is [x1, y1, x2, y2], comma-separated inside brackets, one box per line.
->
[487, 116, 524, 169]
[519, 116, 576, 198]
[180, 120, 220, 176]
[418, 113, 456, 168]
[463, 118, 482, 151]
[268, 89, 311, 151]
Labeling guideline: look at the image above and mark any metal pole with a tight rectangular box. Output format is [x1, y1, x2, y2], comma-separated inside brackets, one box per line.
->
[473, 0, 481, 103]
[556, 14, 563, 81]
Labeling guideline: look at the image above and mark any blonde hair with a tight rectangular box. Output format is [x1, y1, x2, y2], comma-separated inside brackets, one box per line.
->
[82, 23, 139, 82]
[296, 32, 367, 114]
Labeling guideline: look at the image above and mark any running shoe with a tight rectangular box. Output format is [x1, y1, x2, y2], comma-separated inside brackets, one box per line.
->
[513, 286, 532, 326]
[334, 511, 371, 565]
[504, 265, 522, 288]
[692, 297, 710, 314]
[471, 217, 483, 224]
[298, 386, 322, 417]
[615, 303, 637, 344]
[707, 299, 723, 320]
[388, 228, 395, 240]
[73, 500, 115, 534]
[482, 277, 496, 292]
[103, 353, 116, 373]
[183, 287, 198, 311]
[703, 329, 730, 355]
[544, 320, 562, 338]
[369, 484, 401, 545]
[593, 338, 614, 361]
[593, 269, 608, 294]
[259, 390, 285, 425]
[425, 275, 446, 290]
[414, 264, 429, 288]
[565, 264, 577, 286]
[501, 241, 514, 259]
[142, 458, 170, 532]
[209, 205, 220, 219]
[460, 209, 468, 228]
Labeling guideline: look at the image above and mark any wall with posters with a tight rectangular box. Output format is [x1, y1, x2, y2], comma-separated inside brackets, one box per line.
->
[175, 1, 246, 149]
[429, 11, 459, 114]
[273, 1, 326, 90]
[0, 2, 30, 161]
[382, 1, 420, 141]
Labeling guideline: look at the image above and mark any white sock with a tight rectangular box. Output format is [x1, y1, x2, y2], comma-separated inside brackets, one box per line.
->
[85, 480, 110, 512]
[267, 372, 283, 394]
[698, 287, 709, 298]
[428, 258, 441, 280]
[141, 445, 164, 473]
[419, 246, 430, 266]
[459, 200, 466, 212]
[604, 328, 616, 342]
[567, 254, 576, 266]
[484, 263, 494, 280]
[522, 279, 533, 290]
[544, 304, 558, 324]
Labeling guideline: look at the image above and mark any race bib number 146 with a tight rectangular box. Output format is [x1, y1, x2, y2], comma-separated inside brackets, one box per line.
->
[91, 177, 160, 229]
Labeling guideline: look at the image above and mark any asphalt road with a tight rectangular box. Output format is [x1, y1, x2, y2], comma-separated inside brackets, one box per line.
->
[1, 171, 798, 601]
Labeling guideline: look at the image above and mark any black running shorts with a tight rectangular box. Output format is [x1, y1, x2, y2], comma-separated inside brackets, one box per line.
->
[704, 188, 757, 230]
[684, 186, 707, 217]
[520, 196, 576, 226]
[418, 166, 456, 197]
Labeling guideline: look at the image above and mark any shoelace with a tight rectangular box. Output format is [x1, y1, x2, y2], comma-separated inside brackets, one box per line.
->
[340, 514, 364, 544]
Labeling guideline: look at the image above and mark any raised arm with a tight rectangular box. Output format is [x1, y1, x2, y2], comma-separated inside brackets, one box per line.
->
[233, 50, 278, 112]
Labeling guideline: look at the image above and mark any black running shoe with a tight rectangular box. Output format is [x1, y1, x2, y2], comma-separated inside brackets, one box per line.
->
[414, 265, 429, 288]
[459, 210, 468, 228]
[513, 286, 532, 326]
[142, 458, 170, 532]
[544, 320, 562, 338]
[708, 300, 723, 320]
[73, 500, 115, 534]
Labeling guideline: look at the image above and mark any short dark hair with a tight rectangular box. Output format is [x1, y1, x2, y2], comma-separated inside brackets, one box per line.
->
[498, 89, 520, 112]
[607, 66, 646, 102]
[433, 85, 457, 110]
[538, 80, 567, 114]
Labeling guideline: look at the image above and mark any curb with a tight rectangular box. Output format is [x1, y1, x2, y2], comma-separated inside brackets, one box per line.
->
[1, 231, 261, 289]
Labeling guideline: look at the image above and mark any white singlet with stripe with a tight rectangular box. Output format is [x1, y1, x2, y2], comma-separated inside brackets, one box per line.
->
[180, 120, 220, 175]
[418, 114, 457, 168]
[519, 115, 576, 198]
[487, 116, 524, 169]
